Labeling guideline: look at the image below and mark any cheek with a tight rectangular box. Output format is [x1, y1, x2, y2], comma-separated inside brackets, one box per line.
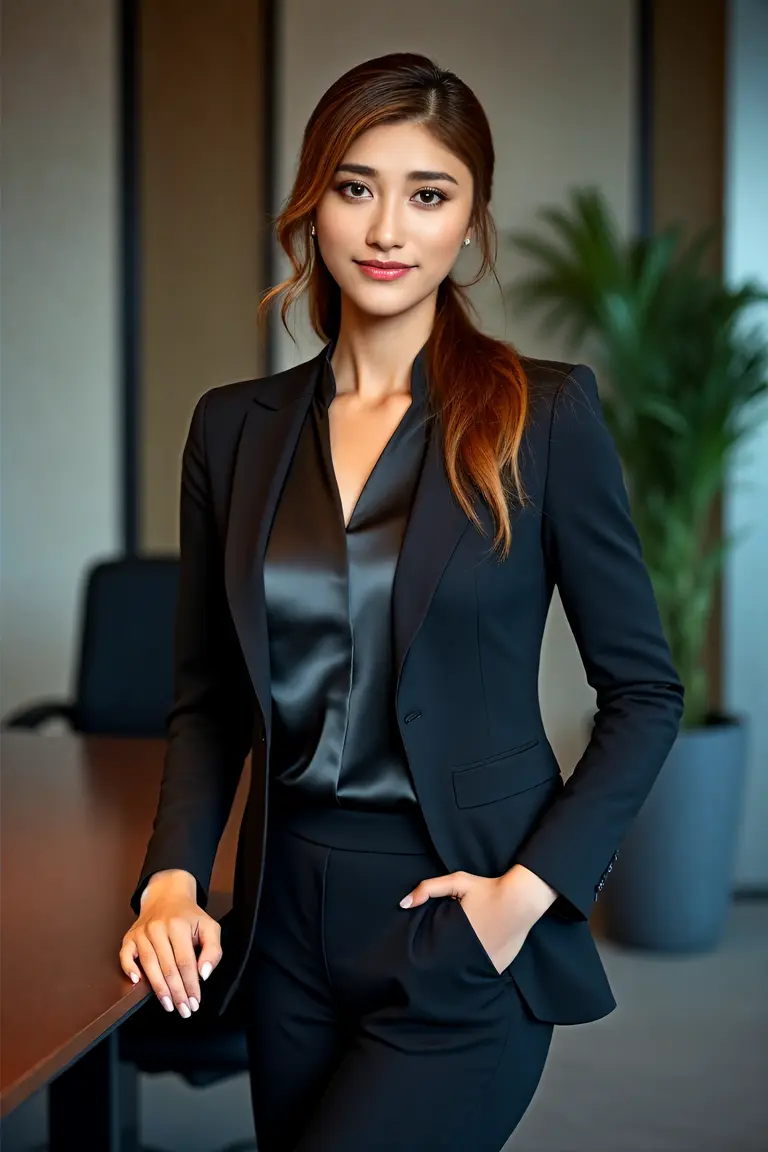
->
[315, 220, 358, 284]
[418, 213, 468, 262]
[417, 237, 465, 286]
[315, 200, 350, 246]
[434, 234, 465, 266]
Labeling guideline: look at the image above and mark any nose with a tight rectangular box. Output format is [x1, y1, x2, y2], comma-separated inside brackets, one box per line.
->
[366, 195, 405, 253]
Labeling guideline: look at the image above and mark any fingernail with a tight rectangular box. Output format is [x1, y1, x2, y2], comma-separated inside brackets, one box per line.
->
[130, 972, 139, 984]
[189, 997, 200, 1012]
[400, 894, 413, 908]
[161, 997, 173, 1012]
[200, 962, 212, 981]
[179, 1003, 191, 1019]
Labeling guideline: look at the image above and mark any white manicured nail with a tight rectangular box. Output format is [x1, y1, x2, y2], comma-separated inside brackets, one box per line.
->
[179, 1003, 191, 1019]
[200, 962, 212, 981]
[161, 997, 173, 1012]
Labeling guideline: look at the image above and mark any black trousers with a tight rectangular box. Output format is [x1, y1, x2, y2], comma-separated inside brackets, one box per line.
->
[240, 796, 554, 1152]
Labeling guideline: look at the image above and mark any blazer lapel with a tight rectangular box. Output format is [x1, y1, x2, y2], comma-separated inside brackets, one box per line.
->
[224, 352, 322, 736]
[392, 420, 471, 690]
[224, 346, 473, 741]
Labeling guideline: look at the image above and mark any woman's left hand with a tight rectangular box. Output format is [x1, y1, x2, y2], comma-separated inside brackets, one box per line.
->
[399, 870, 536, 976]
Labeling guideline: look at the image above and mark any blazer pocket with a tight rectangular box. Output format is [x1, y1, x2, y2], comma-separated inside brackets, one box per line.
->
[452, 740, 559, 809]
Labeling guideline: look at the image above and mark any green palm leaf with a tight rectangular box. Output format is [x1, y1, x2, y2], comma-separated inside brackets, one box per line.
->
[504, 187, 768, 729]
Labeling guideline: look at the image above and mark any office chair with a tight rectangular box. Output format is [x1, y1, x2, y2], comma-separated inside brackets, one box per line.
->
[4, 556, 257, 1152]
[3, 555, 179, 737]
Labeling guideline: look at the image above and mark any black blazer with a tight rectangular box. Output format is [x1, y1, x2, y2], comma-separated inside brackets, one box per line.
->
[132, 349, 684, 1025]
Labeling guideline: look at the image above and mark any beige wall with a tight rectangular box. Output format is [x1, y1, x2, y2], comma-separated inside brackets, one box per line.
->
[1, 0, 121, 715]
[139, 0, 267, 550]
[1, 0, 268, 712]
[274, 0, 637, 771]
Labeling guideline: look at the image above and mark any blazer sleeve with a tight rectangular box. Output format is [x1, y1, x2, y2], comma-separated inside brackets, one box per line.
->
[130, 391, 255, 917]
[514, 363, 685, 921]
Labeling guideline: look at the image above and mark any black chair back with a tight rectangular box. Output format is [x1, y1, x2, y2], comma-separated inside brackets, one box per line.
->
[74, 556, 179, 737]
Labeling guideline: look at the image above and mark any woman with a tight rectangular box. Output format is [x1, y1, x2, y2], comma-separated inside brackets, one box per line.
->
[120, 52, 684, 1151]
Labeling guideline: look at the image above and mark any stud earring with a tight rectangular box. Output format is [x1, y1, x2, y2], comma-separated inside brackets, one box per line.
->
[463, 237, 471, 246]
[311, 223, 316, 236]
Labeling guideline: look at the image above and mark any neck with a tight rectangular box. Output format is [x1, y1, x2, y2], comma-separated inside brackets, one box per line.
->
[330, 295, 435, 402]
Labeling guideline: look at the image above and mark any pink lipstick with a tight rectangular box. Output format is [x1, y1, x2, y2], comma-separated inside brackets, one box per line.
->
[355, 261, 414, 281]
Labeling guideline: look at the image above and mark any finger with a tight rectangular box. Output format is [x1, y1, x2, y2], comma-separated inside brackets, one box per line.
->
[196, 917, 223, 984]
[119, 935, 143, 985]
[400, 872, 469, 908]
[133, 930, 177, 1012]
[167, 918, 202, 1010]
[145, 921, 192, 1016]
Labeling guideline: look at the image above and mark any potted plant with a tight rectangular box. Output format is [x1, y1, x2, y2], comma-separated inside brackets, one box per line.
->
[505, 187, 768, 951]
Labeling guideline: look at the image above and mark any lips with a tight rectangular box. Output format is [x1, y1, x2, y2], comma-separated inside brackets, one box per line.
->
[355, 261, 414, 281]
[356, 261, 413, 269]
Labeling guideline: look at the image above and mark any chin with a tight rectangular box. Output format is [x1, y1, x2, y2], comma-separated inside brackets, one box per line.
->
[336, 284, 414, 316]
[343, 280, 436, 318]
[357, 298, 420, 319]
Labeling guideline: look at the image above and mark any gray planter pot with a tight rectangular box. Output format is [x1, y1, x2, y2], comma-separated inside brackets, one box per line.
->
[599, 712, 749, 952]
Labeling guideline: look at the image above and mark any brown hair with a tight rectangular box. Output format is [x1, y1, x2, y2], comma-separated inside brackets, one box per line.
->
[258, 52, 530, 559]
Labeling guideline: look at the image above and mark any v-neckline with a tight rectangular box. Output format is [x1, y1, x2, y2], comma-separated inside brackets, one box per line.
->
[315, 342, 429, 533]
[329, 398, 413, 533]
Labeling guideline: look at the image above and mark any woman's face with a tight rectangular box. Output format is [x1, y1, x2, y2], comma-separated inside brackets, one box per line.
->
[314, 121, 475, 320]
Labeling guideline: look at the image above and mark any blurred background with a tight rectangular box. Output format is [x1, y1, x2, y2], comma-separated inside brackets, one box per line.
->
[1, 1, 766, 1150]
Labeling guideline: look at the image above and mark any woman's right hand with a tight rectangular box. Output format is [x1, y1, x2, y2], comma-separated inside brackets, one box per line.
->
[119, 872, 223, 1017]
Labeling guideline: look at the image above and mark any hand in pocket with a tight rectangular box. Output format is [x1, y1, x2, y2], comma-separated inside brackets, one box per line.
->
[400, 870, 532, 975]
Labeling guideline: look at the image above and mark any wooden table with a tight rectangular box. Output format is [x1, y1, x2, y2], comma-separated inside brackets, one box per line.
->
[0, 730, 249, 1143]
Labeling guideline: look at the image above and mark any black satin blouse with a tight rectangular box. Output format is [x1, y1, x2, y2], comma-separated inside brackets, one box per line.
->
[263, 342, 432, 812]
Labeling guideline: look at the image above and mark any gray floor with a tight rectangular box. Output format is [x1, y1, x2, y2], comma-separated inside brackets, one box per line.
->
[510, 899, 767, 1152]
[3, 900, 766, 1152]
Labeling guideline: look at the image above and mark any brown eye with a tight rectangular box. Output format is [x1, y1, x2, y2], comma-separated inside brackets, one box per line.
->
[413, 187, 447, 208]
[337, 181, 371, 199]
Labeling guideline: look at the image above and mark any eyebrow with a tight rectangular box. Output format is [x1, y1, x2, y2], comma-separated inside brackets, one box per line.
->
[334, 163, 459, 187]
